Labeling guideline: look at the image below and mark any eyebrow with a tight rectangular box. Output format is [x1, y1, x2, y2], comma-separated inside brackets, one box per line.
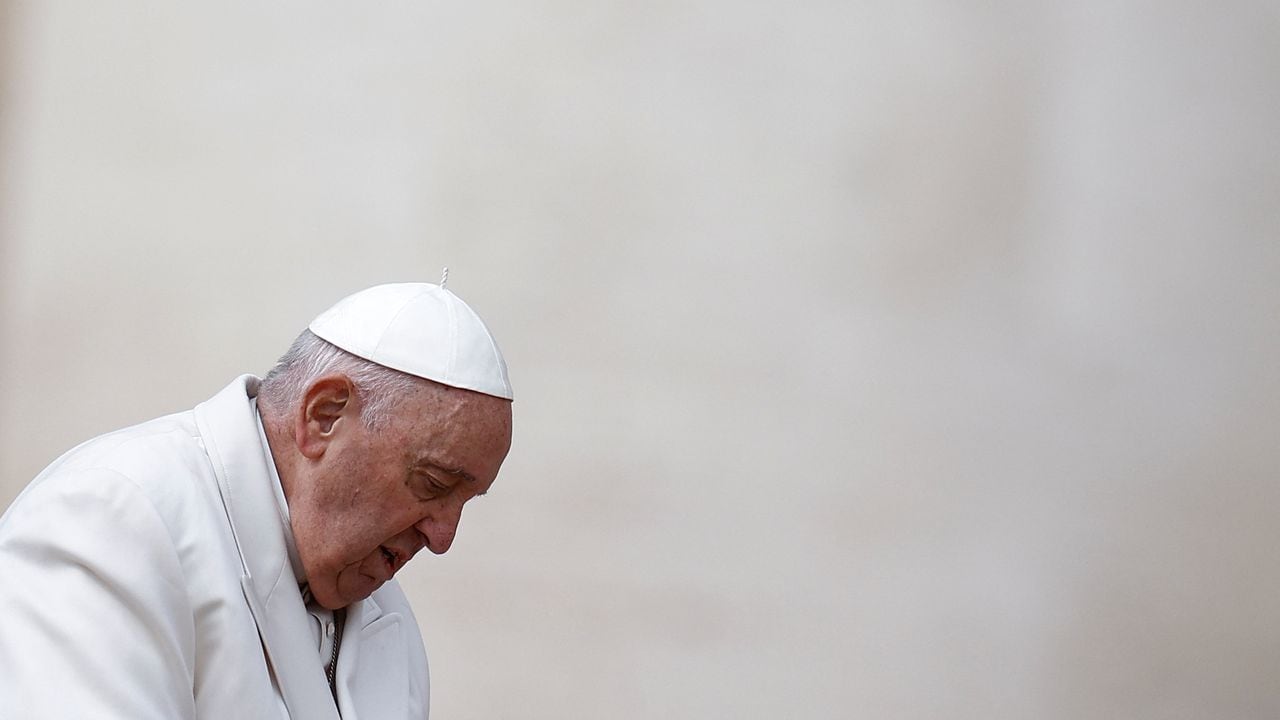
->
[415, 461, 476, 485]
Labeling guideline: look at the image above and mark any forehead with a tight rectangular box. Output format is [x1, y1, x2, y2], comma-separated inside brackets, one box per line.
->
[391, 386, 512, 474]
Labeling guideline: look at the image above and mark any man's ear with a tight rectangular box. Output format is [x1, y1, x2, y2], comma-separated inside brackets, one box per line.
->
[296, 375, 358, 459]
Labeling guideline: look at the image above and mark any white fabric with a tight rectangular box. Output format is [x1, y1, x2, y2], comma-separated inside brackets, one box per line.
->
[0, 376, 430, 720]
[309, 282, 514, 400]
[253, 405, 337, 675]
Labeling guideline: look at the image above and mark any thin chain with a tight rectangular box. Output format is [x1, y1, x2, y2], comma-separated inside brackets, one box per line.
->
[326, 607, 346, 706]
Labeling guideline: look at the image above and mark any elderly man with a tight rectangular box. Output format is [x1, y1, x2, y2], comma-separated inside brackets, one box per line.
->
[0, 282, 513, 719]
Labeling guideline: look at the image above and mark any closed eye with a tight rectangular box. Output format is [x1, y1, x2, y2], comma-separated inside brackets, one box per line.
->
[408, 471, 451, 500]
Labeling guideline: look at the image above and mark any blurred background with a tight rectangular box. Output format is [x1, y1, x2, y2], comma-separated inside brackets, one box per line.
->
[1, 2, 1278, 717]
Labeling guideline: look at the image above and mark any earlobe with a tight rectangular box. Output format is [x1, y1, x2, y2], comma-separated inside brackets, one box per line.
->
[295, 375, 355, 459]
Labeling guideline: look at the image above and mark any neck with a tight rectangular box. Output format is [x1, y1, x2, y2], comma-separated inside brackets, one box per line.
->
[257, 399, 300, 506]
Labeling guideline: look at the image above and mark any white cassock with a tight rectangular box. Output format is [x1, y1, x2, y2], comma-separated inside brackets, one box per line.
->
[0, 376, 431, 719]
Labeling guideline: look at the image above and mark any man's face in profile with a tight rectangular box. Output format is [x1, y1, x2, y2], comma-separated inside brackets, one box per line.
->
[288, 380, 513, 609]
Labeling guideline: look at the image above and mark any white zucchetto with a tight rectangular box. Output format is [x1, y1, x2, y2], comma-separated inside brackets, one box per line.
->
[309, 282, 513, 400]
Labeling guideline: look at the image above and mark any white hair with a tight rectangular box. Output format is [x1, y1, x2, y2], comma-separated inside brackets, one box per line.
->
[258, 329, 424, 429]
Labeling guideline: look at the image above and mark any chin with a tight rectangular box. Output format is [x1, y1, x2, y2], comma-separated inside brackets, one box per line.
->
[311, 591, 346, 610]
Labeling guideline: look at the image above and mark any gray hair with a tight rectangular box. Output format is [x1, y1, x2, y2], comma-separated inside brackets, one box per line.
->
[258, 329, 424, 429]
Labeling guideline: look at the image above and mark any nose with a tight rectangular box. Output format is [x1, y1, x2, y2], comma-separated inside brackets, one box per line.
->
[415, 504, 463, 555]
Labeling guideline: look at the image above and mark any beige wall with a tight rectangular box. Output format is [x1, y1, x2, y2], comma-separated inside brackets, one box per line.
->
[2, 2, 1278, 717]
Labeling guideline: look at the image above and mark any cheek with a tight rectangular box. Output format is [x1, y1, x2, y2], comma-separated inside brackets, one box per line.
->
[303, 506, 389, 570]
[344, 475, 409, 526]
[360, 496, 427, 550]
[316, 472, 424, 558]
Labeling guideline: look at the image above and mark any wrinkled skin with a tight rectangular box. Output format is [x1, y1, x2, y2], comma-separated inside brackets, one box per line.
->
[269, 375, 512, 610]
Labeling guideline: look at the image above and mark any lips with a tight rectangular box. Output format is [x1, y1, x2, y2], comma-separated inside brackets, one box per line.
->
[375, 536, 424, 580]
